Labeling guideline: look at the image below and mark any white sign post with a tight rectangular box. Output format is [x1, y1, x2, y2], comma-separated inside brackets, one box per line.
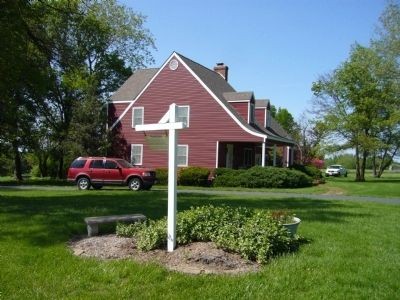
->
[135, 103, 187, 252]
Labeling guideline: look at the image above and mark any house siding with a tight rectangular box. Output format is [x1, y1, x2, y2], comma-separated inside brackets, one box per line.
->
[109, 57, 263, 169]
[255, 107, 267, 127]
[229, 102, 250, 123]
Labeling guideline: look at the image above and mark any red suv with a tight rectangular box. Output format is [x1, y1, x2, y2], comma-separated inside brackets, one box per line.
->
[67, 157, 156, 191]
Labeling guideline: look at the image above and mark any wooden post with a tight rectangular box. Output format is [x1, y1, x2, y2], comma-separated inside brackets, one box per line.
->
[167, 103, 178, 252]
[135, 103, 187, 252]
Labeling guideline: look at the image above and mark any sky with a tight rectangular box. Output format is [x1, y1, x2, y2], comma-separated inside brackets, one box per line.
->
[120, 0, 387, 119]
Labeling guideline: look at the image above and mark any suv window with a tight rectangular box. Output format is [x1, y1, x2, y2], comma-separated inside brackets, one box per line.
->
[70, 159, 87, 168]
[105, 160, 118, 169]
[89, 160, 104, 168]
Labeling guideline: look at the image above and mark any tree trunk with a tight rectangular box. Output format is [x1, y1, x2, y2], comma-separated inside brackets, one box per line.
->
[57, 154, 64, 179]
[12, 140, 23, 181]
[355, 146, 362, 181]
[372, 152, 378, 177]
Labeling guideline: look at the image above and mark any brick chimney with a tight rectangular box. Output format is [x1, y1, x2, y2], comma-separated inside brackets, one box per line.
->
[214, 63, 228, 81]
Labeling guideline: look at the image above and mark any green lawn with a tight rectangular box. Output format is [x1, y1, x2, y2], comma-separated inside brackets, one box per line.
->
[1, 188, 399, 299]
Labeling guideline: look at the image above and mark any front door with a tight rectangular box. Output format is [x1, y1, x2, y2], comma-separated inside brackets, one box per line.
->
[226, 144, 233, 168]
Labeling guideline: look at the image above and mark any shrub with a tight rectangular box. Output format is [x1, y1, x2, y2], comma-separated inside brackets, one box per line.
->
[213, 166, 313, 188]
[155, 168, 168, 185]
[178, 166, 210, 186]
[291, 163, 323, 180]
[117, 205, 301, 264]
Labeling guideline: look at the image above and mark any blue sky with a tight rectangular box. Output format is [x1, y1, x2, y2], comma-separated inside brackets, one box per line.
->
[121, 0, 387, 119]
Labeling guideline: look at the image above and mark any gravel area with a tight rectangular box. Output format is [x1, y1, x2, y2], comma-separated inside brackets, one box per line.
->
[68, 234, 260, 275]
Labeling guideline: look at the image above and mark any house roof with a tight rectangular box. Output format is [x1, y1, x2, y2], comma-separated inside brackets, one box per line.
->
[255, 99, 270, 108]
[111, 68, 159, 101]
[223, 91, 253, 102]
[109, 52, 295, 145]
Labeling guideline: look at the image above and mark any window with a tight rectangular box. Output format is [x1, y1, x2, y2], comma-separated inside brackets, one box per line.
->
[70, 159, 86, 168]
[177, 145, 188, 167]
[105, 160, 118, 169]
[89, 160, 104, 169]
[131, 144, 143, 165]
[132, 107, 144, 127]
[177, 106, 189, 126]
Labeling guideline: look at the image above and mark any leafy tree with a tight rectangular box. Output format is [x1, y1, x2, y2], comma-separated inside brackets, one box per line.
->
[312, 44, 399, 181]
[296, 114, 325, 165]
[0, 0, 49, 180]
[32, 0, 154, 178]
[370, 1, 400, 177]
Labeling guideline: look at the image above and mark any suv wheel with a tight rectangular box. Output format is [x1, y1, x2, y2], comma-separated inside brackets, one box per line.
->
[128, 177, 142, 191]
[77, 177, 91, 190]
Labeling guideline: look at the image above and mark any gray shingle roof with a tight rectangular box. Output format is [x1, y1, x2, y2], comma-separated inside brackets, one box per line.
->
[255, 99, 270, 108]
[223, 91, 253, 102]
[110, 68, 159, 101]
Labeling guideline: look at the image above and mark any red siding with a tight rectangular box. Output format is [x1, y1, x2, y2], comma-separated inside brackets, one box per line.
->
[230, 102, 249, 123]
[255, 107, 266, 127]
[111, 57, 264, 169]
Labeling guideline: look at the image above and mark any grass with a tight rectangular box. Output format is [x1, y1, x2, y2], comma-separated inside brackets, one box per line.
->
[0, 187, 399, 299]
[2, 170, 400, 198]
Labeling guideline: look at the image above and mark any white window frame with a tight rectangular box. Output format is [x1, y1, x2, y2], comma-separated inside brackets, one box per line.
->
[177, 144, 188, 167]
[132, 107, 144, 128]
[131, 144, 143, 165]
[177, 105, 190, 127]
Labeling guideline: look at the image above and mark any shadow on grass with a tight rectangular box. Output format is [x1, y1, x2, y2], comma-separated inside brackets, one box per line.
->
[0, 190, 370, 248]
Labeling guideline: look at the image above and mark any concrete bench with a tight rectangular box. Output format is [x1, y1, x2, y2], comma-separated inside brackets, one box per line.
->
[84, 214, 146, 237]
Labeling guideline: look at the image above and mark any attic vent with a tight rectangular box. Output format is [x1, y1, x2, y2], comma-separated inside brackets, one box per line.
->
[169, 59, 179, 70]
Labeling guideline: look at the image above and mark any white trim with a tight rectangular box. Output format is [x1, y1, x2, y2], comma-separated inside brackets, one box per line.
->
[174, 53, 267, 139]
[110, 100, 133, 104]
[177, 144, 188, 167]
[109, 53, 179, 130]
[131, 144, 143, 165]
[132, 106, 144, 128]
[136, 122, 185, 131]
[227, 100, 250, 103]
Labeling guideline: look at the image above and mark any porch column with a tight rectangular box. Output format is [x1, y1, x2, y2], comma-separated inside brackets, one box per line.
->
[215, 141, 219, 168]
[290, 146, 294, 166]
[261, 141, 266, 167]
[286, 146, 290, 167]
[273, 144, 277, 167]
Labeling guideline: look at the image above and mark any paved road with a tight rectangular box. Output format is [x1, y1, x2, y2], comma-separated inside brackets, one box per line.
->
[175, 189, 400, 205]
[1, 185, 399, 205]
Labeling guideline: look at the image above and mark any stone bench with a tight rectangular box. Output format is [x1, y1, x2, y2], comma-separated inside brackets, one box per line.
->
[84, 214, 146, 237]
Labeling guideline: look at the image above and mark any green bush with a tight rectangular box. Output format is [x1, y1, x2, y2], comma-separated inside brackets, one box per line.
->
[117, 205, 301, 264]
[155, 168, 168, 185]
[178, 166, 210, 186]
[213, 166, 313, 188]
[291, 163, 323, 180]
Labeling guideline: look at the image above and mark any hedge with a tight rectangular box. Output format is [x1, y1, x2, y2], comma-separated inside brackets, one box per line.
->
[213, 166, 313, 188]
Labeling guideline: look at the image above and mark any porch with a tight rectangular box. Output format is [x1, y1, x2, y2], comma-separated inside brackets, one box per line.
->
[217, 141, 295, 169]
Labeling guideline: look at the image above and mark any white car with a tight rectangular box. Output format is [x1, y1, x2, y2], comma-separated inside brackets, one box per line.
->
[325, 165, 348, 177]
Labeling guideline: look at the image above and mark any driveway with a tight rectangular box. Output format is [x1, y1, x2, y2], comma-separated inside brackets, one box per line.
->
[1, 185, 399, 205]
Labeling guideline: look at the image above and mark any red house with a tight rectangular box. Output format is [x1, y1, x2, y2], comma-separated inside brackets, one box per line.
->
[108, 52, 296, 169]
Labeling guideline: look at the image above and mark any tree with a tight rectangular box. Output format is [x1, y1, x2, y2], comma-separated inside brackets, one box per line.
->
[296, 114, 325, 165]
[0, 0, 49, 180]
[312, 44, 399, 181]
[32, 0, 154, 178]
[275, 107, 300, 139]
[370, 1, 400, 177]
